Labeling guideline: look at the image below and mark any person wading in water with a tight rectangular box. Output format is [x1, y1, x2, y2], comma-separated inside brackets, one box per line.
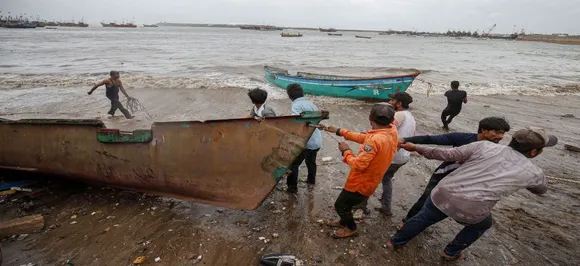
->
[88, 70, 134, 119]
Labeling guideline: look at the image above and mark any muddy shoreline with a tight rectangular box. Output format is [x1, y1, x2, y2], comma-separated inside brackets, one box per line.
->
[1, 88, 579, 266]
[517, 35, 580, 46]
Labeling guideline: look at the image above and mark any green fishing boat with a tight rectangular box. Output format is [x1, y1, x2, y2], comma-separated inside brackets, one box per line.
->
[264, 66, 420, 101]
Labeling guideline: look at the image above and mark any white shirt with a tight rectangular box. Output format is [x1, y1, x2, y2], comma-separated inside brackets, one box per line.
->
[253, 105, 265, 117]
[392, 110, 416, 164]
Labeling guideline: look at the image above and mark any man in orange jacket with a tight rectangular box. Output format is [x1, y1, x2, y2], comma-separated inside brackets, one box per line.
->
[323, 103, 399, 238]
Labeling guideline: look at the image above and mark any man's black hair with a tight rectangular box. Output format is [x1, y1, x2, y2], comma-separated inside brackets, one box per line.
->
[110, 70, 119, 76]
[400, 94, 413, 109]
[478, 117, 510, 133]
[286, 83, 304, 101]
[247, 88, 268, 105]
[451, 80, 460, 90]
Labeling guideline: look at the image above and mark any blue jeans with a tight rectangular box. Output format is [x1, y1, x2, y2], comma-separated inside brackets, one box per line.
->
[390, 197, 493, 256]
[403, 170, 446, 222]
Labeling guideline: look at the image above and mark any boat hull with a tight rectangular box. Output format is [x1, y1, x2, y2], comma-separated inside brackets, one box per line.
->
[58, 23, 88, 27]
[3, 24, 37, 29]
[101, 23, 137, 28]
[281, 33, 302, 37]
[264, 66, 419, 101]
[0, 112, 328, 210]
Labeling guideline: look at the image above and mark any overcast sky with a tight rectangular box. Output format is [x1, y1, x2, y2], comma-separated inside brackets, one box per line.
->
[1, 0, 579, 34]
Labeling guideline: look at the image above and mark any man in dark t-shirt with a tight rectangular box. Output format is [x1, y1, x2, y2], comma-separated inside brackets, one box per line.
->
[441, 81, 467, 130]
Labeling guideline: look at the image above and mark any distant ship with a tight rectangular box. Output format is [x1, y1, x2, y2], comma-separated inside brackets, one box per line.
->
[3, 22, 37, 29]
[0, 14, 87, 28]
[239, 25, 278, 31]
[101, 22, 137, 28]
[143, 24, 158, 28]
[281, 32, 303, 37]
[319, 28, 337, 32]
[58, 21, 88, 27]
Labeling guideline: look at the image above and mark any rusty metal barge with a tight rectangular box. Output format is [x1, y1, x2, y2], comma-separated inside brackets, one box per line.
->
[0, 111, 329, 210]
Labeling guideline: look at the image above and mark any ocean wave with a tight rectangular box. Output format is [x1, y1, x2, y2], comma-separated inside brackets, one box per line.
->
[0, 72, 290, 100]
[408, 81, 580, 96]
[72, 58, 96, 62]
[0, 72, 578, 98]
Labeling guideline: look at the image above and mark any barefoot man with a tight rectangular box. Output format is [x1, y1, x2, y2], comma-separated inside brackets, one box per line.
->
[399, 117, 511, 228]
[387, 127, 557, 261]
[88, 70, 134, 119]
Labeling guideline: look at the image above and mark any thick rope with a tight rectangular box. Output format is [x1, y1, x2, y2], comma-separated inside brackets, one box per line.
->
[126, 97, 152, 118]
[415, 78, 434, 97]
[310, 124, 341, 142]
[547, 176, 580, 185]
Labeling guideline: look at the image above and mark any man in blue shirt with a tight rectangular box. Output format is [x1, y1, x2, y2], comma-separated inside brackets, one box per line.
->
[399, 117, 510, 227]
[286, 83, 322, 193]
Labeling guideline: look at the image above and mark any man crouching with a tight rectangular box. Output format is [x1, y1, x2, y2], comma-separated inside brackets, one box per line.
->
[323, 103, 399, 238]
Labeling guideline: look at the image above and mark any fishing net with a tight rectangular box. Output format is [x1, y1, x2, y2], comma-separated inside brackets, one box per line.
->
[126, 97, 152, 118]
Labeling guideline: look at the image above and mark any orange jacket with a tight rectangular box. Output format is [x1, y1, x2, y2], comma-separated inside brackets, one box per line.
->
[339, 127, 399, 197]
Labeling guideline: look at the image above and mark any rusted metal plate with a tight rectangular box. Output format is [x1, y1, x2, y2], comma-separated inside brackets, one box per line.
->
[0, 111, 329, 210]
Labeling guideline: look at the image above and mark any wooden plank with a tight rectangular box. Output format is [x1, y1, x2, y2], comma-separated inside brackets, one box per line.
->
[0, 214, 45, 238]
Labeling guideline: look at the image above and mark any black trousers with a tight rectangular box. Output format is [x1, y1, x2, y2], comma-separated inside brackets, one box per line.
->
[334, 189, 368, 230]
[441, 107, 461, 127]
[287, 148, 319, 188]
[107, 96, 131, 118]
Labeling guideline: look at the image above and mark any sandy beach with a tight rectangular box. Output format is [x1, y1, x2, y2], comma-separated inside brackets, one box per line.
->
[1, 84, 579, 265]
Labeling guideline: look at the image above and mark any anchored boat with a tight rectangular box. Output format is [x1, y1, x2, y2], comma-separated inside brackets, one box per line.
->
[2, 22, 37, 29]
[0, 111, 328, 210]
[101, 22, 137, 28]
[281, 33, 303, 37]
[58, 21, 89, 27]
[264, 66, 420, 101]
[319, 28, 337, 32]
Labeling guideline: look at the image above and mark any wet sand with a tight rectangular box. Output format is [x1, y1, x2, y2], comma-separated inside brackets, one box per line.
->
[1, 87, 579, 266]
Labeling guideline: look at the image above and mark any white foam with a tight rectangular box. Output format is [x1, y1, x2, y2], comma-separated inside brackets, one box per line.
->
[408, 81, 580, 96]
[1, 73, 578, 98]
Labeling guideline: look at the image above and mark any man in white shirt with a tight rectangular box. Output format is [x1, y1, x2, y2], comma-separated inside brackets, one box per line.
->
[358, 92, 416, 216]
